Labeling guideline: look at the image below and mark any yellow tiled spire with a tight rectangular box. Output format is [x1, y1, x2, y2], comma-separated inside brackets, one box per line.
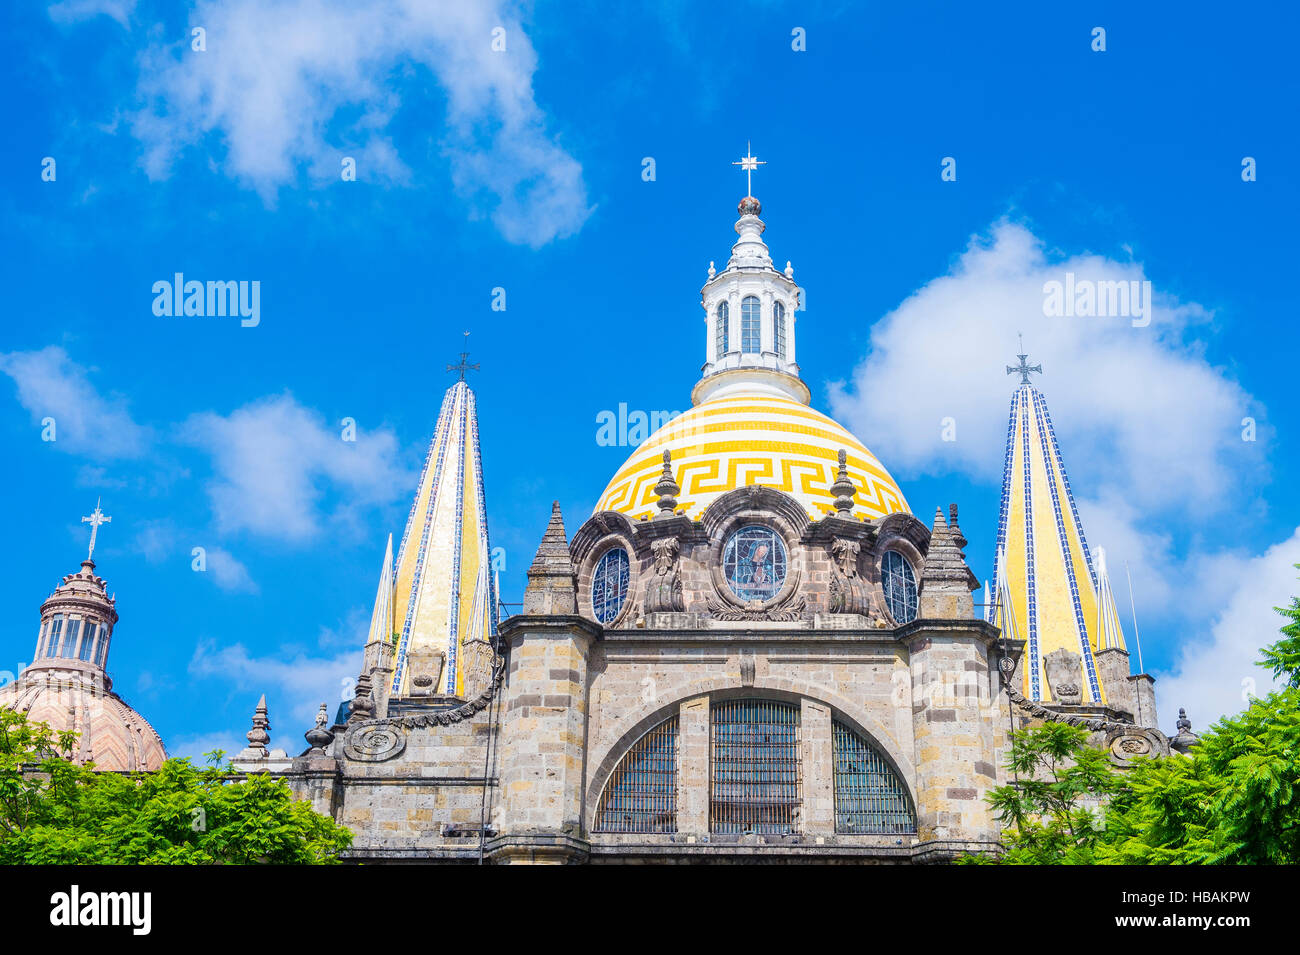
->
[381, 375, 497, 698]
[988, 351, 1124, 704]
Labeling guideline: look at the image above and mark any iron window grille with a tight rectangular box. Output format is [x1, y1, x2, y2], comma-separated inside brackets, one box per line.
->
[710, 698, 802, 834]
[832, 719, 917, 834]
[593, 715, 679, 833]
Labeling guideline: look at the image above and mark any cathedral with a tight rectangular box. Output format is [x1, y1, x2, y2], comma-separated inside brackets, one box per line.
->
[5, 158, 1198, 863]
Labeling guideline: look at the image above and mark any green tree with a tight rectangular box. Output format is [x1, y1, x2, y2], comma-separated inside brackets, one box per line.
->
[974, 568, 1300, 865]
[0, 708, 352, 864]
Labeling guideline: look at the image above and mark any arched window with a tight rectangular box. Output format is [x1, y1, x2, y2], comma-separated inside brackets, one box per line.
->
[79, 622, 99, 662]
[62, 618, 82, 658]
[774, 301, 787, 359]
[722, 524, 787, 602]
[44, 615, 64, 657]
[833, 719, 917, 834]
[881, 551, 918, 624]
[95, 627, 110, 667]
[592, 548, 631, 623]
[715, 301, 729, 357]
[35, 619, 48, 658]
[741, 296, 761, 354]
[593, 715, 678, 833]
[710, 699, 801, 833]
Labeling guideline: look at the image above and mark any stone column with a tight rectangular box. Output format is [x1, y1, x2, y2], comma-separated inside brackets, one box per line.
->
[800, 698, 834, 835]
[677, 695, 710, 836]
[1128, 673, 1158, 729]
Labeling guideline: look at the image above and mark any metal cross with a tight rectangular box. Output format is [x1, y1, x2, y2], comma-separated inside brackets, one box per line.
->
[447, 331, 479, 381]
[1006, 335, 1043, 385]
[732, 142, 766, 197]
[81, 497, 111, 560]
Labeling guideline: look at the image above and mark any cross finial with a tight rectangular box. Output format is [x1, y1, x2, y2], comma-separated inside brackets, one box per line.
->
[732, 142, 766, 198]
[81, 497, 111, 560]
[1006, 335, 1042, 386]
[447, 330, 479, 381]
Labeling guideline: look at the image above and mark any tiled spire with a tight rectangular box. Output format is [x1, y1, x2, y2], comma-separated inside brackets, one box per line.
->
[988, 357, 1121, 704]
[383, 371, 498, 698]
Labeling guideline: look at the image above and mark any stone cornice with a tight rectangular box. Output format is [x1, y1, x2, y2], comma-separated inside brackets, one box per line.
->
[497, 614, 603, 641]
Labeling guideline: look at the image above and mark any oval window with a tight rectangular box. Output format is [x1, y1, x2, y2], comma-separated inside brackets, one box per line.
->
[881, 551, 917, 624]
[592, 548, 631, 623]
[723, 524, 788, 602]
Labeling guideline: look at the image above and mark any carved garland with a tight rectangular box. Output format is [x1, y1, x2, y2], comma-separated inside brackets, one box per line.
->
[341, 662, 506, 762]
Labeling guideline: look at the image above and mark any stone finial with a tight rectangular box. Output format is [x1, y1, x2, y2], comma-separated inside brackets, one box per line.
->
[918, 505, 976, 619]
[348, 673, 374, 724]
[522, 502, 579, 615]
[653, 450, 680, 518]
[1170, 707, 1200, 755]
[304, 702, 334, 756]
[829, 449, 856, 517]
[784, 260, 794, 278]
[238, 694, 271, 758]
[948, 503, 967, 550]
[708, 260, 716, 279]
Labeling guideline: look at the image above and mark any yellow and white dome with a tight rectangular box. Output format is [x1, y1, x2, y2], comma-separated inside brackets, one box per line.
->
[594, 391, 910, 522]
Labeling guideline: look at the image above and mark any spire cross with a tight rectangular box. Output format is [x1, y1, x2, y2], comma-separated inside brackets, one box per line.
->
[1006, 336, 1042, 385]
[732, 142, 766, 198]
[447, 331, 479, 381]
[81, 497, 111, 560]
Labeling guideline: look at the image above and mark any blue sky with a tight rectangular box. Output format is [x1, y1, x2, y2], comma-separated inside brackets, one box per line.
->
[2, 0, 1297, 756]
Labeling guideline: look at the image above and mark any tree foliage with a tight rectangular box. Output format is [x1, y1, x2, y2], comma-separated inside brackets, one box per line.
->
[0, 708, 352, 864]
[973, 568, 1300, 865]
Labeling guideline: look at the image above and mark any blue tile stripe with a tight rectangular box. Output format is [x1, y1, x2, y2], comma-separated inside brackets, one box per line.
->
[988, 389, 1019, 625]
[466, 388, 499, 640]
[391, 384, 459, 694]
[1038, 394, 1098, 589]
[1031, 388, 1102, 703]
[1018, 389, 1042, 700]
[444, 385, 469, 695]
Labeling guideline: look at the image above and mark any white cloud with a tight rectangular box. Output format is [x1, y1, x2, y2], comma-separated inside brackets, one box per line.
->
[48, 0, 135, 27]
[129, 0, 591, 245]
[189, 637, 357, 732]
[181, 392, 409, 543]
[204, 546, 258, 594]
[134, 520, 257, 593]
[827, 219, 1282, 728]
[828, 221, 1259, 508]
[1156, 529, 1300, 731]
[0, 346, 151, 459]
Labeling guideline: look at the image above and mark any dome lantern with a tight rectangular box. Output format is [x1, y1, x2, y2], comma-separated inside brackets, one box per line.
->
[696, 147, 807, 406]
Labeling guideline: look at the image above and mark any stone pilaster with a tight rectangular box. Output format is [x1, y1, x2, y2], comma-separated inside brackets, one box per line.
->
[677, 695, 710, 835]
[901, 620, 1003, 860]
[488, 502, 598, 864]
[1128, 673, 1158, 728]
[800, 698, 834, 835]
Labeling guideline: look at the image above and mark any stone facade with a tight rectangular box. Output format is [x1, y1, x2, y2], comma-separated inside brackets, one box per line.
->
[233, 477, 1171, 864]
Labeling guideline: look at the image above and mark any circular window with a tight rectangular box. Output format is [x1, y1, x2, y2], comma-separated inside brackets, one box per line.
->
[722, 524, 788, 602]
[592, 548, 631, 623]
[881, 551, 917, 624]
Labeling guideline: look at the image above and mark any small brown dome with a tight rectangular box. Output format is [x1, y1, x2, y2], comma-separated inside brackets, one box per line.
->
[0, 673, 166, 771]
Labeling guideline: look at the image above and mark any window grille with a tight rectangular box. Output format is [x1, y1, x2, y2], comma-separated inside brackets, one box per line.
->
[832, 719, 917, 834]
[593, 715, 678, 833]
[715, 301, 729, 357]
[774, 301, 787, 359]
[710, 699, 801, 834]
[881, 551, 918, 624]
[741, 296, 761, 353]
